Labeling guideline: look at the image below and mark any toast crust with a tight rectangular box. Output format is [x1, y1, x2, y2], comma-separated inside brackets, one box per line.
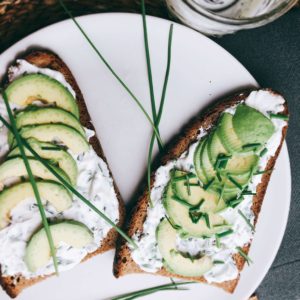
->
[0, 51, 125, 298]
[113, 89, 288, 294]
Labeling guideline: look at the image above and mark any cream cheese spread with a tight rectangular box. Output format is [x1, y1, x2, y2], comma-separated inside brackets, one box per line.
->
[0, 61, 119, 278]
[130, 90, 286, 283]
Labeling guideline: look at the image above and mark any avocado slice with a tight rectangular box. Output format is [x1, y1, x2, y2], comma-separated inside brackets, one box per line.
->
[13, 124, 89, 155]
[232, 104, 275, 146]
[25, 221, 93, 272]
[15, 107, 85, 135]
[163, 181, 229, 238]
[157, 219, 213, 276]
[8, 139, 78, 185]
[194, 139, 208, 185]
[0, 157, 70, 185]
[0, 181, 72, 229]
[208, 131, 229, 165]
[5, 74, 79, 118]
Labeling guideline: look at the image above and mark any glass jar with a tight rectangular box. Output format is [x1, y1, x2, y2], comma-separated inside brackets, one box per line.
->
[166, 0, 298, 36]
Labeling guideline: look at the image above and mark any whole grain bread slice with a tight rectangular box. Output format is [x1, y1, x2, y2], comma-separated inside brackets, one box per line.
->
[0, 50, 125, 298]
[113, 88, 288, 294]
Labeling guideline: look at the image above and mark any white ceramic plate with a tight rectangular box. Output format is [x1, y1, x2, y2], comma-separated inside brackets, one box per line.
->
[0, 13, 291, 300]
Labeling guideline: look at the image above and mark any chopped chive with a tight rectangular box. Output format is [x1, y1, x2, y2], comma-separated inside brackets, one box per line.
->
[227, 175, 243, 190]
[41, 146, 62, 151]
[214, 154, 231, 170]
[254, 169, 274, 175]
[0, 115, 138, 249]
[241, 190, 256, 196]
[189, 199, 205, 212]
[203, 177, 215, 190]
[173, 173, 196, 182]
[185, 175, 191, 196]
[238, 209, 255, 231]
[215, 235, 221, 248]
[269, 113, 289, 120]
[213, 223, 227, 227]
[227, 196, 244, 208]
[184, 182, 200, 187]
[165, 215, 181, 230]
[217, 184, 225, 206]
[216, 229, 233, 238]
[236, 247, 253, 265]
[203, 213, 210, 228]
[189, 211, 203, 224]
[58, 0, 163, 148]
[110, 281, 195, 300]
[1, 91, 59, 273]
[216, 171, 222, 182]
[146, 24, 173, 207]
[213, 260, 225, 265]
[260, 147, 268, 157]
[242, 143, 261, 150]
[172, 195, 193, 208]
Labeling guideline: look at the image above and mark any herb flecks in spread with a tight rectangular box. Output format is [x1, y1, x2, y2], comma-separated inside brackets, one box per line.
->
[130, 90, 287, 283]
[0, 61, 120, 278]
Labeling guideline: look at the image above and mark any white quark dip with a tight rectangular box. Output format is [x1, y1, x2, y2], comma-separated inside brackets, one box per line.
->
[130, 90, 287, 283]
[0, 60, 119, 278]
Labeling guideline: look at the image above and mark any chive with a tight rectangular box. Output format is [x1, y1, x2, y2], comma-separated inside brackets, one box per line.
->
[58, 0, 163, 148]
[214, 154, 231, 170]
[173, 173, 196, 182]
[241, 190, 256, 196]
[1, 91, 58, 273]
[227, 196, 244, 208]
[189, 211, 202, 224]
[146, 24, 173, 207]
[238, 209, 255, 231]
[242, 143, 261, 150]
[110, 281, 195, 300]
[217, 184, 225, 206]
[165, 215, 181, 230]
[269, 113, 289, 120]
[189, 199, 205, 211]
[254, 169, 273, 175]
[215, 235, 221, 248]
[0, 115, 138, 249]
[41, 146, 62, 151]
[185, 175, 191, 196]
[203, 213, 210, 228]
[259, 147, 268, 157]
[141, 0, 162, 152]
[184, 182, 200, 187]
[216, 229, 233, 238]
[203, 177, 215, 190]
[216, 171, 222, 182]
[213, 260, 225, 265]
[227, 175, 243, 190]
[172, 195, 193, 208]
[236, 247, 253, 265]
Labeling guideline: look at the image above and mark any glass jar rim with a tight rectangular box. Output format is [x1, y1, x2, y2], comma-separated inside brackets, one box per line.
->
[185, 0, 298, 25]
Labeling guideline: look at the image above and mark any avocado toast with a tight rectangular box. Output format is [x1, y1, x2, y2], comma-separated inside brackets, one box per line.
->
[0, 51, 125, 298]
[114, 89, 288, 293]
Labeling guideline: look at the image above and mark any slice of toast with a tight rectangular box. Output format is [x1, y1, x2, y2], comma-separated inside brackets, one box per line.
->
[0, 50, 125, 298]
[114, 89, 288, 293]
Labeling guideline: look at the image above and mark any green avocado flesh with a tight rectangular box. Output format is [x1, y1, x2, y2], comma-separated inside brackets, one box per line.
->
[0, 157, 70, 185]
[15, 106, 85, 135]
[25, 221, 93, 272]
[232, 104, 275, 146]
[8, 139, 78, 186]
[157, 219, 213, 277]
[5, 74, 79, 118]
[0, 181, 72, 229]
[163, 171, 229, 237]
[13, 124, 89, 155]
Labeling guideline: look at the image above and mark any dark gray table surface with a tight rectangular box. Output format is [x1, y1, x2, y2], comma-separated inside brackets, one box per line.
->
[215, 9, 300, 300]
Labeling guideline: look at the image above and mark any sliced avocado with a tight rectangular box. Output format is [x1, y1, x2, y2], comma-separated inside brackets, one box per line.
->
[0, 181, 72, 229]
[14, 124, 89, 155]
[0, 157, 70, 185]
[163, 181, 229, 237]
[201, 139, 216, 182]
[194, 139, 208, 185]
[157, 219, 213, 277]
[8, 139, 78, 185]
[25, 221, 93, 272]
[232, 104, 275, 146]
[5, 74, 79, 118]
[225, 153, 258, 175]
[217, 113, 243, 153]
[15, 107, 85, 135]
[208, 131, 229, 165]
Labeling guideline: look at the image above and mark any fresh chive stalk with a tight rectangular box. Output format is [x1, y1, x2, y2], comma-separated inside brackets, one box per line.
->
[236, 247, 253, 265]
[110, 281, 195, 300]
[242, 143, 261, 150]
[0, 115, 138, 249]
[58, 0, 163, 148]
[213, 260, 225, 264]
[216, 229, 233, 238]
[269, 113, 289, 120]
[147, 24, 173, 207]
[41, 146, 62, 151]
[1, 91, 59, 273]
[215, 235, 221, 248]
[238, 209, 255, 231]
[165, 215, 181, 230]
[227, 175, 243, 190]
[241, 190, 256, 196]
[203, 177, 215, 190]
[185, 174, 191, 196]
[259, 147, 268, 157]
[203, 213, 210, 228]
[172, 195, 193, 208]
